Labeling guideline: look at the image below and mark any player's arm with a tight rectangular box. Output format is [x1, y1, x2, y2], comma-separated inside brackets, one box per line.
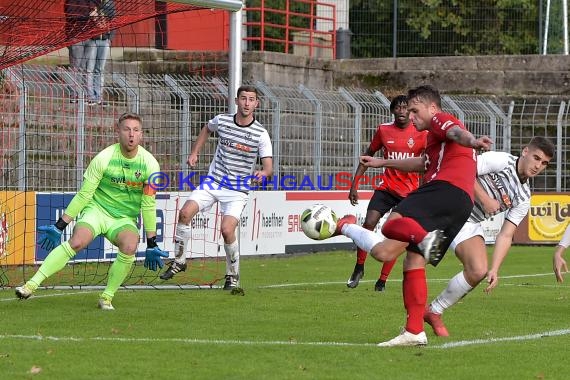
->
[38, 154, 105, 252]
[252, 156, 273, 184]
[474, 180, 500, 214]
[252, 131, 274, 183]
[187, 124, 212, 167]
[349, 147, 374, 205]
[485, 220, 517, 293]
[553, 224, 570, 282]
[553, 246, 568, 283]
[445, 125, 493, 150]
[141, 159, 168, 271]
[360, 155, 425, 172]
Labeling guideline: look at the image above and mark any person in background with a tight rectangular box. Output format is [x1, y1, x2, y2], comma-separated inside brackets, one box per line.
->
[160, 85, 273, 291]
[346, 95, 427, 291]
[84, 0, 116, 105]
[64, 0, 116, 105]
[65, 0, 93, 99]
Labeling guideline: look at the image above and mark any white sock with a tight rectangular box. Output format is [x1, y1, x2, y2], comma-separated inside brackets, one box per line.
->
[224, 240, 239, 276]
[173, 223, 192, 264]
[430, 271, 473, 314]
[342, 224, 384, 254]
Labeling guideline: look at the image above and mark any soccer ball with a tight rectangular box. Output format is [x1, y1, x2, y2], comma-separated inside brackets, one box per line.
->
[300, 204, 338, 240]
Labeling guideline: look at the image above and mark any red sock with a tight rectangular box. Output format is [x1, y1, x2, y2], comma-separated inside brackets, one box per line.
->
[379, 259, 397, 281]
[356, 225, 374, 264]
[402, 268, 427, 335]
[382, 217, 428, 244]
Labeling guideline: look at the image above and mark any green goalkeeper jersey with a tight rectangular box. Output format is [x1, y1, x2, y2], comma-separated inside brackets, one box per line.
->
[65, 143, 160, 232]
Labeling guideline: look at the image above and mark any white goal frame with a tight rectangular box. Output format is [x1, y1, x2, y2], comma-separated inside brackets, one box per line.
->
[169, 0, 244, 113]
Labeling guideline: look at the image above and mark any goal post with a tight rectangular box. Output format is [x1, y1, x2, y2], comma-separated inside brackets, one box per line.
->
[166, 0, 244, 113]
[0, 0, 246, 290]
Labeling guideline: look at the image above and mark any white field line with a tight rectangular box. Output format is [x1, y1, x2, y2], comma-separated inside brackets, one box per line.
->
[258, 271, 563, 288]
[433, 329, 570, 348]
[1, 329, 569, 349]
[0, 290, 100, 302]
[1, 272, 568, 349]
[0, 271, 565, 301]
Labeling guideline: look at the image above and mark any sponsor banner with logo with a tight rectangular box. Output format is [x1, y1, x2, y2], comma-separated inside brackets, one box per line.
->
[528, 194, 570, 242]
[0, 191, 36, 265]
[3, 190, 511, 265]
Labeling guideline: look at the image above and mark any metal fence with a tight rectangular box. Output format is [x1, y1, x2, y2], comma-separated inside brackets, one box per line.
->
[1, 64, 568, 193]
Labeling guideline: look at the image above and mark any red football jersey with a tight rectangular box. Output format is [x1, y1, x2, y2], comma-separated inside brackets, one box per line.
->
[368, 121, 427, 198]
[423, 112, 477, 200]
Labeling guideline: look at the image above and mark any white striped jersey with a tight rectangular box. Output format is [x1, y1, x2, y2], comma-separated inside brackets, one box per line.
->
[469, 151, 530, 225]
[207, 113, 272, 193]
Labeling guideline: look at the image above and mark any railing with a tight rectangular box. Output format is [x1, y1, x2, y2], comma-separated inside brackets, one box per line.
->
[243, 0, 336, 59]
[1, 65, 568, 193]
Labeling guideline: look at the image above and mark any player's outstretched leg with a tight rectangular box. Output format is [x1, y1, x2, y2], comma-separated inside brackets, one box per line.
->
[333, 214, 357, 237]
[14, 241, 77, 300]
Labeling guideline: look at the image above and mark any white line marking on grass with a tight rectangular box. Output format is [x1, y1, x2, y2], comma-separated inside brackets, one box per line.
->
[0, 291, 99, 302]
[2, 328, 569, 349]
[259, 272, 560, 289]
[0, 334, 375, 347]
[431, 329, 570, 349]
[499, 272, 556, 279]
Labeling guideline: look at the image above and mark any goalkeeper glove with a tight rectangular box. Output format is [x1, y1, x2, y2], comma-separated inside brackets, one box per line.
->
[144, 236, 169, 271]
[37, 218, 68, 252]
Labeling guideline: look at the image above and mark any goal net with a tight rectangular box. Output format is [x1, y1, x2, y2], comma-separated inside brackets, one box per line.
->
[0, 0, 243, 289]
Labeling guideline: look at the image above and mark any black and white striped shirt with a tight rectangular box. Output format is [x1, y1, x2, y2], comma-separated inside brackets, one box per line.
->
[469, 151, 530, 225]
[207, 114, 272, 193]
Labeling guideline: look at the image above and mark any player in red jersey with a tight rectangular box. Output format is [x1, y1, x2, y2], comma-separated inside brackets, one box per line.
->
[332, 85, 492, 346]
[347, 95, 427, 291]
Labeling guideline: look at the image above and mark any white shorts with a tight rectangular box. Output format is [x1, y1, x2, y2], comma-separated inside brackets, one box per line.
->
[449, 221, 484, 250]
[188, 188, 248, 219]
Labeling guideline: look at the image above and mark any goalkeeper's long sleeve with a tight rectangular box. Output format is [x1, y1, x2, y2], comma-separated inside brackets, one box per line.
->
[141, 193, 157, 234]
[64, 177, 99, 219]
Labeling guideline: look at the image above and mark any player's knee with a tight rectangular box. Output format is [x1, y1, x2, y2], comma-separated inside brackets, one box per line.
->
[117, 242, 138, 255]
[68, 239, 84, 252]
[465, 266, 486, 284]
[178, 202, 197, 224]
[220, 225, 237, 241]
[370, 247, 396, 262]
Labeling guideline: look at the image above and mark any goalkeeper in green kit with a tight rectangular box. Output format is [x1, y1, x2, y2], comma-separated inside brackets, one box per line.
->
[15, 112, 168, 310]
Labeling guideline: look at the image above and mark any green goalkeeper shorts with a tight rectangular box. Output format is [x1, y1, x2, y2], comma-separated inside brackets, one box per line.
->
[75, 202, 139, 243]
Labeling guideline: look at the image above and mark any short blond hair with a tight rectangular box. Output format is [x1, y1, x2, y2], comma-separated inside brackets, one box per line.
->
[118, 112, 143, 127]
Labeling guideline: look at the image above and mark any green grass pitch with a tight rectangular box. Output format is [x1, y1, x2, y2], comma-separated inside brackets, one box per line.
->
[1, 246, 568, 379]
